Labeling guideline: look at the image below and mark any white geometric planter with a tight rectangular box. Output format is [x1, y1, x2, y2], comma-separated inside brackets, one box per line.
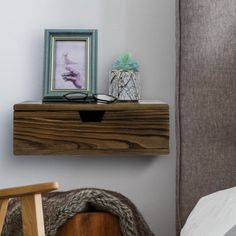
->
[109, 70, 140, 101]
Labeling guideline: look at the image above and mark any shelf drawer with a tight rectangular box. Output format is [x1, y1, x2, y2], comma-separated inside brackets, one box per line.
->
[13, 102, 169, 155]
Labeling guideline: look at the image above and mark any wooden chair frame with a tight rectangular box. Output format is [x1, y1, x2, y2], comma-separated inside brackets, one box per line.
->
[0, 182, 58, 236]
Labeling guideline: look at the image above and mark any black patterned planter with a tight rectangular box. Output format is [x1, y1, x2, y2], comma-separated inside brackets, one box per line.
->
[109, 70, 140, 101]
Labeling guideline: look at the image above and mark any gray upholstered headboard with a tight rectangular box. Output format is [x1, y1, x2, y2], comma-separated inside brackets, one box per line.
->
[176, 0, 236, 235]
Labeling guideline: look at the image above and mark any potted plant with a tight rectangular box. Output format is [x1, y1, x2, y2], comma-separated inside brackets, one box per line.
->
[109, 53, 140, 101]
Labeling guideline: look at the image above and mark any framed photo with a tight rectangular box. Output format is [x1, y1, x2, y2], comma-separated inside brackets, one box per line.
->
[43, 29, 97, 101]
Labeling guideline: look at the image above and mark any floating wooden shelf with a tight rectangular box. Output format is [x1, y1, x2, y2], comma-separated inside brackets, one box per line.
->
[13, 101, 169, 155]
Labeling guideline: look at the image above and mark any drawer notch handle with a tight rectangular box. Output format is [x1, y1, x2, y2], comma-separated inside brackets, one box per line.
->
[79, 111, 105, 122]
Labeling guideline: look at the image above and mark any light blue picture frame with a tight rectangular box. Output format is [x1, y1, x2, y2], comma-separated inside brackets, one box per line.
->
[43, 29, 97, 101]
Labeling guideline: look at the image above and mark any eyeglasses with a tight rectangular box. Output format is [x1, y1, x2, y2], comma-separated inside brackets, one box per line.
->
[63, 92, 117, 103]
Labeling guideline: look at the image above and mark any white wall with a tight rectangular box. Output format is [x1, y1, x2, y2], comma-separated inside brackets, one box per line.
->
[0, 0, 176, 235]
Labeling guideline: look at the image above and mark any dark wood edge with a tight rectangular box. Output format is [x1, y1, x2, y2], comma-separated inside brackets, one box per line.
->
[14, 101, 169, 111]
[14, 149, 170, 156]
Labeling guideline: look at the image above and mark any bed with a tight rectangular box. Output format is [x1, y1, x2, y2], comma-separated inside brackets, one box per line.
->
[176, 0, 236, 235]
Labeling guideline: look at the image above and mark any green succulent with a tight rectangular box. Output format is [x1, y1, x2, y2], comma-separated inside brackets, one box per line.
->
[112, 53, 139, 71]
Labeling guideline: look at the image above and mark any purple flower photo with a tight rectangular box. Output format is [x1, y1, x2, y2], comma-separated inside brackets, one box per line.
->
[54, 41, 86, 90]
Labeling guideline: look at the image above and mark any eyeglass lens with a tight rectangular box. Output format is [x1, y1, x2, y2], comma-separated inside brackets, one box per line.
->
[64, 92, 87, 100]
[94, 94, 116, 102]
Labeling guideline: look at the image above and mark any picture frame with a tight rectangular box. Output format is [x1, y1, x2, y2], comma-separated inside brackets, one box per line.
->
[43, 29, 97, 102]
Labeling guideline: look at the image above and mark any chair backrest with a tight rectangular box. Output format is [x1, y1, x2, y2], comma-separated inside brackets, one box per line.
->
[0, 182, 59, 236]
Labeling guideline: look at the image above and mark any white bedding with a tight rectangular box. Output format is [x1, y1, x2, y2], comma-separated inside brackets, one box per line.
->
[181, 187, 236, 236]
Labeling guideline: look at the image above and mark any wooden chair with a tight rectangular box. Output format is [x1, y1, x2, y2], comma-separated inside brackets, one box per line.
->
[0, 182, 59, 236]
[57, 212, 122, 236]
[0, 182, 122, 236]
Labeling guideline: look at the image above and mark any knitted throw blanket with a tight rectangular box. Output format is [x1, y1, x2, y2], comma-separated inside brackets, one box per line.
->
[2, 188, 154, 236]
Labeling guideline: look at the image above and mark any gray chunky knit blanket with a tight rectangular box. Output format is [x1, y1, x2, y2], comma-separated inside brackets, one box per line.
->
[2, 188, 154, 236]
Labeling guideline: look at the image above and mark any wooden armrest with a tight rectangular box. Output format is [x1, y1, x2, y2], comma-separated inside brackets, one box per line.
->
[0, 182, 59, 199]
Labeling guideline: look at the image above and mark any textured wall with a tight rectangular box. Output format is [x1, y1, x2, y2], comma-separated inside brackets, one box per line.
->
[0, 0, 175, 235]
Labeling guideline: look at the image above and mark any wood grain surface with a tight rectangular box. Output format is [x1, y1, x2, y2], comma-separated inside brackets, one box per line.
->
[14, 101, 168, 111]
[21, 194, 45, 236]
[0, 199, 9, 234]
[56, 212, 122, 236]
[0, 182, 59, 199]
[14, 102, 169, 155]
